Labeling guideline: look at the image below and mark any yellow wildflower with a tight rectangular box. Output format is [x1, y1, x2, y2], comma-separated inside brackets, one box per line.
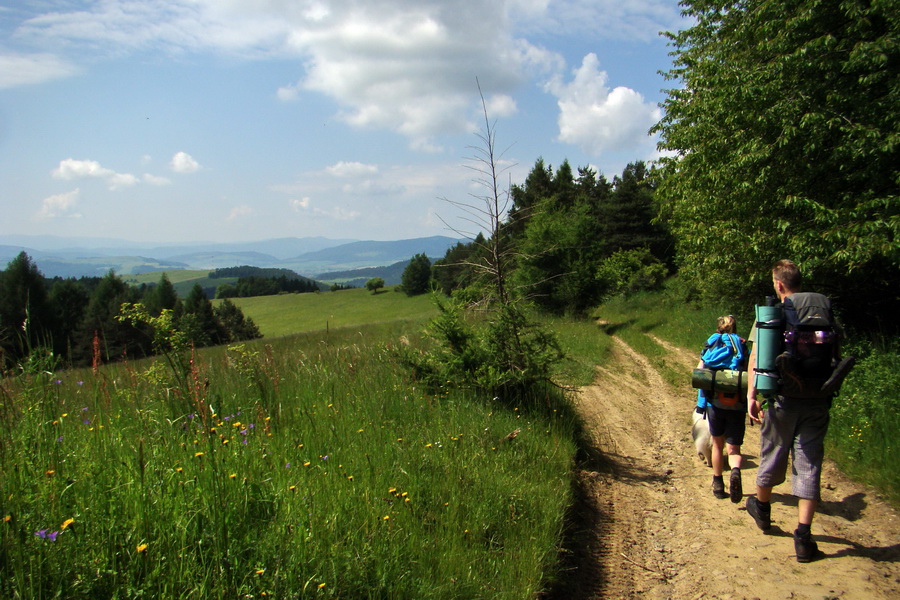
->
[61, 518, 75, 530]
[136, 543, 148, 553]
[194, 452, 204, 458]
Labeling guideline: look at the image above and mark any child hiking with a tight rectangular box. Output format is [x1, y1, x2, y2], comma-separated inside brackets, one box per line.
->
[697, 315, 749, 502]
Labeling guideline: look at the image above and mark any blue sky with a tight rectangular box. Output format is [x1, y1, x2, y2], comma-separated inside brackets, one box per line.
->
[0, 0, 687, 244]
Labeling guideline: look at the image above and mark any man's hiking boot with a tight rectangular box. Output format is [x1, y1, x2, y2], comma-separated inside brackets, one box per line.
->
[729, 468, 742, 503]
[746, 496, 771, 531]
[712, 476, 728, 499]
[794, 529, 821, 563]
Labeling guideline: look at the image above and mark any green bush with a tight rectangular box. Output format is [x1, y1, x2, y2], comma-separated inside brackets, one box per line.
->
[828, 342, 900, 503]
[396, 298, 563, 401]
[595, 248, 668, 300]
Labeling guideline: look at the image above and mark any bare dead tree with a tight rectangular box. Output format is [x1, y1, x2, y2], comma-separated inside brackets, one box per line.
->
[438, 80, 522, 307]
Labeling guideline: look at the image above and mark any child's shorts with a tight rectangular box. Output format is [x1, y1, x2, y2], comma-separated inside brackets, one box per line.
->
[707, 405, 746, 446]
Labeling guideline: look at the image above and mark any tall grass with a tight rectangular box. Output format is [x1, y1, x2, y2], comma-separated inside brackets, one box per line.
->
[0, 323, 577, 599]
[826, 339, 900, 504]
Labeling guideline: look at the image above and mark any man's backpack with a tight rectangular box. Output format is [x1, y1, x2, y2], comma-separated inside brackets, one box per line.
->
[775, 292, 855, 398]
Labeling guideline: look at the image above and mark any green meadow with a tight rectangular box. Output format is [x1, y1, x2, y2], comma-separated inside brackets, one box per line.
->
[0, 292, 579, 599]
[222, 288, 441, 338]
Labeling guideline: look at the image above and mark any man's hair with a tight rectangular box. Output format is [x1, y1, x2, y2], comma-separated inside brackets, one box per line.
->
[772, 259, 802, 291]
[716, 315, 736, 334]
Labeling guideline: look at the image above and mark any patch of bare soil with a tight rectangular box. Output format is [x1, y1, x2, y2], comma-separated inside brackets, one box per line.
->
[550, 334, 900, 600]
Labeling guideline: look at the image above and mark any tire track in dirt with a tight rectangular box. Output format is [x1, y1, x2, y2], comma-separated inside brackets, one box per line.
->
[554, 333, 900, 600]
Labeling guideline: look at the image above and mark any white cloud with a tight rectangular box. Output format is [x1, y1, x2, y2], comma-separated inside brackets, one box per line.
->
[227, 205, 253, 220]
[52, 158, 139, 190]
[312, 206, 361, 221]
[289, 197, 311, 211]
[143, 173, 171, 185]
[0, 52, 80, 89]
[484, 94, 518, 118]
[546, 53, 661, 156]
[276, 84, 300, 102]
[38, 189, 82, 220]
[326, 161, 378, 177]
[170, 151, 200, 173]
[12, 1, 677, 145]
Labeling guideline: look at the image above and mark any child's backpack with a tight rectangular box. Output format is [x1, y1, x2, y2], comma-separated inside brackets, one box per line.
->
[700, 333, 747, 371]
[699, 333, 748, 409]
[775, 292, 855, 398]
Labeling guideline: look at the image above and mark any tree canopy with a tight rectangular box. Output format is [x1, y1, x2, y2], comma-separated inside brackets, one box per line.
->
[654, 0, 899, 308]
[402, 254, 433, 296]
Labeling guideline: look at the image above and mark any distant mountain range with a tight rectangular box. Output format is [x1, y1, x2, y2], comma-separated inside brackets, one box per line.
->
[0, 234, 463, 280]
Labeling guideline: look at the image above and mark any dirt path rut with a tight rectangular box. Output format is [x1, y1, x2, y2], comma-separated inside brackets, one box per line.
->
[557, 334, 900, 600]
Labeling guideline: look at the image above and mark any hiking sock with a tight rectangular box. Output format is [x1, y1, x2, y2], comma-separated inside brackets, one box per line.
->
[796, 523, 811, 536]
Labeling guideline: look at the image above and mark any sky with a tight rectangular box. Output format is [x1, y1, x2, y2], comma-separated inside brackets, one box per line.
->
[0, 0, 688, 245]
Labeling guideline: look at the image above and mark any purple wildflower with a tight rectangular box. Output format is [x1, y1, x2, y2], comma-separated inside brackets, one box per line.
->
[35, 529, 60, 541]
[56, 436, 64, 443]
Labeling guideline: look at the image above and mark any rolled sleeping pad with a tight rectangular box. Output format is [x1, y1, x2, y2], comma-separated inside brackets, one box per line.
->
[692, 368, 749, 394]
[754, 304, 783, 393]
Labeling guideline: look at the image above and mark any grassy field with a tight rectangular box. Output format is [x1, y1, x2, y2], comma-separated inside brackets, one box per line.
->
[224, 288, 442, 338]
[0, 312, 579, 599]
[129, 270, 214, 285]
[126, 269, 232, 298]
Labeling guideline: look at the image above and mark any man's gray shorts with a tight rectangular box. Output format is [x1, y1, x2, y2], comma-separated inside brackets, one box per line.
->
[756, 403, 830, 500]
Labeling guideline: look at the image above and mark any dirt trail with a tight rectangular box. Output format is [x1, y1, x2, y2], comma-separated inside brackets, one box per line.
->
[556, 333, 900, 600]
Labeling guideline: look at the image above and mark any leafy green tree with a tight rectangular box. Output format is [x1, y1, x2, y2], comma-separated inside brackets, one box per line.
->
[603, 162, 673, 263]
[76, 270, 149, 364]
[48, 278, 89, 359]
[401, 254, 432, 296]
[364, 277, 385, 294]
[215, 299, 262, 342]
[653, 0, 900, 311]
[182, 283, 224, 347]
[0, 252, 55, 367]
[432, 234, 488, 296]
[145, 273, 180, 316]
[595, 248, 668, 300]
